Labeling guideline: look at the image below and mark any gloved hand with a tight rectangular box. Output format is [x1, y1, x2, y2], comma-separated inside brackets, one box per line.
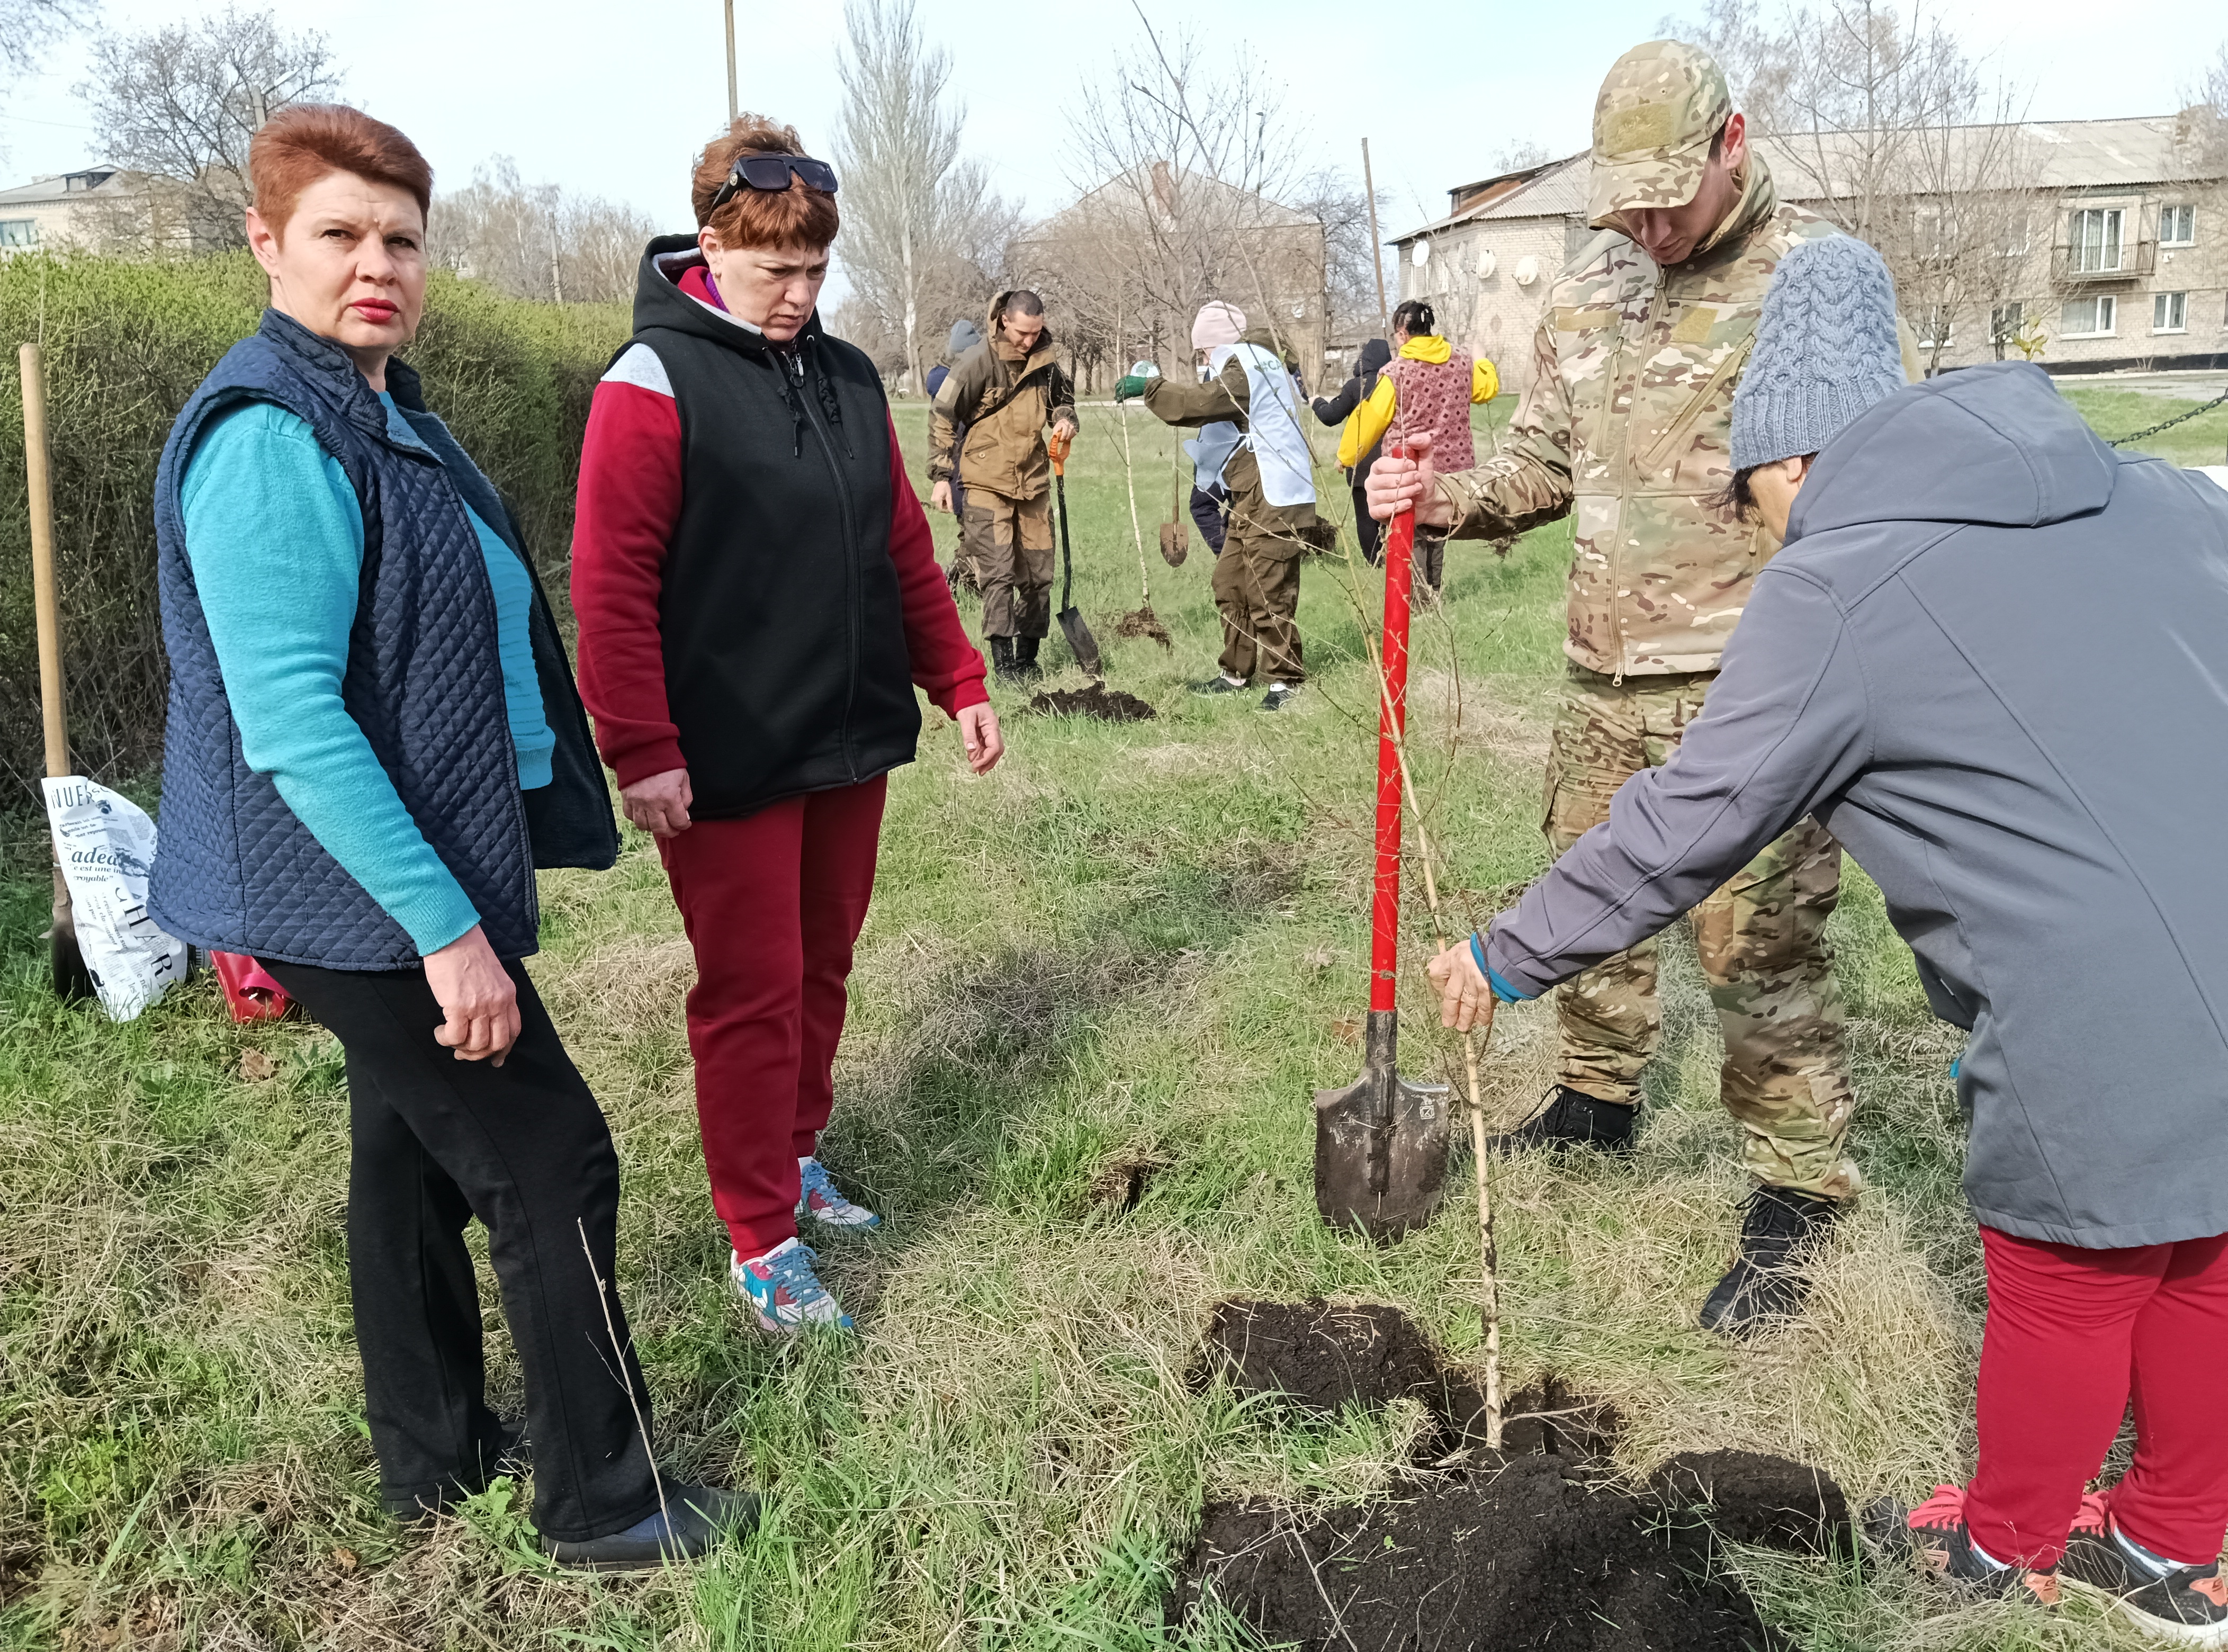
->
[1113, 360, 1161, 402]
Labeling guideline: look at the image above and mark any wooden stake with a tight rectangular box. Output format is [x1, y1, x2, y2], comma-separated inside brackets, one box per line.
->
[21, 344, 67, 778]
[1362, 139, 1388, 335]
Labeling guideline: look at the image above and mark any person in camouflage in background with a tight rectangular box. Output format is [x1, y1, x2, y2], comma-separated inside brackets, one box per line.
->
[1402, 40, 1917, 1336]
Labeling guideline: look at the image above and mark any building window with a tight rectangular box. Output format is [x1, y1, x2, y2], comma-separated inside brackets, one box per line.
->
[1916, 307, 1955, 348]
[2154, 291, 2188, 333]
[2061, 294, 2117, 336]
[0, 219, 38, 248]
[2160, 205, 2196, 246]
[1997, 213, 2031, 257]
[2070, 208, 2125, 274]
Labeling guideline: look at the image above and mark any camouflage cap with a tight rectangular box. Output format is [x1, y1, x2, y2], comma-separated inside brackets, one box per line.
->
[1588, 40, 1733, 225]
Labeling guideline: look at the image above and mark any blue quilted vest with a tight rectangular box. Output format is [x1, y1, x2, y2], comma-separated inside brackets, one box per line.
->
[149, 310, 541, 969]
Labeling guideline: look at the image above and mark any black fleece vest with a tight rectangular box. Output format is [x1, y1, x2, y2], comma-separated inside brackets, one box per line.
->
[627, 239, 916, 819]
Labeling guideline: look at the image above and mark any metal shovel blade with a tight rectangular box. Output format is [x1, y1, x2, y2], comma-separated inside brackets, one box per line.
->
[47, 861, 92, 1001]
[1058, 604, 1103, 677]
[1314, 1010, 1451, 1241]
[1157, 520, 1188, 567]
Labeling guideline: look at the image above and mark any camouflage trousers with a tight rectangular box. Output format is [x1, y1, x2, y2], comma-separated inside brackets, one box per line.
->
[1543, 664, 1859, 1199]
[963, 490, 1054, 639]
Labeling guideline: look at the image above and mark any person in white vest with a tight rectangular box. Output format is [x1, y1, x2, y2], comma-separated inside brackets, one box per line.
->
[1117, 300, 1320, 711]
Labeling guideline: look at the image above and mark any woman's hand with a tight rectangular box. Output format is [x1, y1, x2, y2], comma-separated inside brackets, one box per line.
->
[931, 480, 954, 514]
[1364, 430, 1456, 528]
[621, 767, 693, 837]
[1425, 936, 1496, 1036]
[959, 702, 1004, 775]
[424, 925, 522, 1065]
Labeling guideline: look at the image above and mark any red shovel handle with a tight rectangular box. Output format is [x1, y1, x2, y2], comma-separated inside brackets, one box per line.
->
[1369, 444, 1417, 1013]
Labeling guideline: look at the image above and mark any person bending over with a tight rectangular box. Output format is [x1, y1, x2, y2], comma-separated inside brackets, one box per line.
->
[571, 114, 1002, 1336]
[1397, 234, 2228, 1644]
[149, 104, 748, 1570]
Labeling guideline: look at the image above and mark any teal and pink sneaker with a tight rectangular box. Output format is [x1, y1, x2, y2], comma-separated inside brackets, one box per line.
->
[795, 1157, 881, 1231]
[730, 1238, 852, 1333]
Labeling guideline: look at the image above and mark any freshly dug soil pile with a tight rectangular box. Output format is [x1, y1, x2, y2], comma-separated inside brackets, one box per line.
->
[1173, 1456, 1780, 1652]
[1199, 1299, 1619, 1455]
[1651, 1449, 1852, 1556]
[1196, 1299, 1443, 1417]
[1028, 684, 1158, 723]
[1113, 606, 1173, 648]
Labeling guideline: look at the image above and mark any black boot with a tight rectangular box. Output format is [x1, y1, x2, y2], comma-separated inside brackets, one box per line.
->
[1013, 634, 1044, 680]
[989, 635, 1021, 683]
[1698, 1187, 1844, 1337]
[542, 1483, 760, 1572]
[1487, 1085, 1638, 1158]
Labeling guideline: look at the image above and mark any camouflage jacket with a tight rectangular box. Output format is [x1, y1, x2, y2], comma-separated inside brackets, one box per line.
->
[1441, 156, 1876, 677]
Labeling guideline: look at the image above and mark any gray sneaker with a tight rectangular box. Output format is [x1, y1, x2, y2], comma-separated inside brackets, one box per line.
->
[1257, 683, 1298, 711]
[2061, 1512, 2228, 1646]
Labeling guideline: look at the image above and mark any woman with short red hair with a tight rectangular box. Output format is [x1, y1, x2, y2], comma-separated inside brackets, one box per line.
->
[571, 116, 1000, 1333]
[149, 103, 747, 1569]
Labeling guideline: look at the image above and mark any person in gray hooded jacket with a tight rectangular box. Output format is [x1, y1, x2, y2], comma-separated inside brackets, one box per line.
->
[1378, 233, 2228, 1639]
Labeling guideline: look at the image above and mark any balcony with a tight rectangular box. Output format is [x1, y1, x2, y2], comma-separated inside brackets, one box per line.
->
[2053, 239, 2155, 285]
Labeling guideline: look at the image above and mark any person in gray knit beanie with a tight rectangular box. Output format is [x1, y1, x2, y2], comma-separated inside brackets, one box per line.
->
[1729, 234, 1905, 529]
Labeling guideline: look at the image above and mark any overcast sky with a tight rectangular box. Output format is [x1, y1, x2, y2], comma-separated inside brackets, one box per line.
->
[4, 0, 2224, 251]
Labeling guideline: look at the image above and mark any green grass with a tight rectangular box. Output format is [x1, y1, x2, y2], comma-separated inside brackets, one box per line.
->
[0, 395, 2194, 1649]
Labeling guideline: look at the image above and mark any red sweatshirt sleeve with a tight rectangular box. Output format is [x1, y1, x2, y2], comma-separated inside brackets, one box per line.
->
[884, 414, 989, 717]
[570, 359, 687, 788]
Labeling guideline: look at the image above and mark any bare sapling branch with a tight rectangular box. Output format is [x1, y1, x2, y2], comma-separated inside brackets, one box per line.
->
[577, 1217, 668, 1537]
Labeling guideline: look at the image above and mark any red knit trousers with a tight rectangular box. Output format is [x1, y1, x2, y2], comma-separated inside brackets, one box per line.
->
[657, 777, 887, 1261]
[1965, 1225, 2228, 1568]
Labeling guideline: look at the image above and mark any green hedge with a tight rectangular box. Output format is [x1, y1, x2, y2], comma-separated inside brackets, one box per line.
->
[0, 252, 627, 793]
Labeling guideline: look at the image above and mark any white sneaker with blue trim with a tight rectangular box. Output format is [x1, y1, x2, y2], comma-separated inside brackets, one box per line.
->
[795, 1157, 881, 1230]
[730, 1237, 852, 1334]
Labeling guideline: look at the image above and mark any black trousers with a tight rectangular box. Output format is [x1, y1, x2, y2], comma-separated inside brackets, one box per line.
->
[1351, 486, 1383, 565]
[263, 957, 663, 1542]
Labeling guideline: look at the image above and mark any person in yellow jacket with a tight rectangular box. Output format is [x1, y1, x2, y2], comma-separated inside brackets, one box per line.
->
[1337, 300, 1497, 591]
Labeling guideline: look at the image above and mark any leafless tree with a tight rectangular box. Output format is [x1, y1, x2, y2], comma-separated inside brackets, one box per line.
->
[832, 0, 1004, 395]
[1670, 0, 2041, 373]
[1030, 25, 1329, 388]
[2177, 43, 2228, 174]
[0, 0, 84, 159]
[76, 6, 338, 249]
[428, 157, 655, 305]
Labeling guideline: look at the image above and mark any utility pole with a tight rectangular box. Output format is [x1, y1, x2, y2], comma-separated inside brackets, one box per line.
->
[1362, 137, 1388, 333]
[724, 0, 738, 122]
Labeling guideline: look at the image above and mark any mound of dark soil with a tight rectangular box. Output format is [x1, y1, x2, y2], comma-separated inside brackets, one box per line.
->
[1028, 684, 1158, 722]
[1173, 1456, 1782, 1652]
[1199, 1299, 1621, 1456]
[1651, 1450, 1852, 1555]
[1197, 1299, 1443, 1418]
[1113, 606, 1173, 648]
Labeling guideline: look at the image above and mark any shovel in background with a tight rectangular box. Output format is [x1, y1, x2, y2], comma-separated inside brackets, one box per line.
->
[1047, 426, 1101, 677]
[21, 344, 92, 1002]
[1315, 445, 1450, 1240]
[1157, 448, 1189, 567]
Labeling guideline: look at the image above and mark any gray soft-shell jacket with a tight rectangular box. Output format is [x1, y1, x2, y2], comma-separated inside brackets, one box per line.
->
[1483, 361, 2228, 1248]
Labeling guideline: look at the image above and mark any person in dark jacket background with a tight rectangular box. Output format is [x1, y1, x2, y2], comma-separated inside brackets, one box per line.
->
[150, 104, 747, 1572]
[1394, 235, 2228, 1640]
[571, 115, 1003, 1337]
[1311, 336, 1392, 562]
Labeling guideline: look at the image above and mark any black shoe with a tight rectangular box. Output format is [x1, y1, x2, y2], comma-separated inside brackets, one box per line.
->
[2062, 1511, 2228, 1644]
[1257, 682, 1298, 711]
[542, 1483, 760, 1573]
[1487, 1085, 1638, 1159]
[1697, 1186, 1844, 1337]
[988, 636, 1023, 683]
[1864, 1486, 2064, 1609]
[383, 1417, 531, 1523]
[1190, 674, 1249, 695]
[1014, 635, 1045, 680]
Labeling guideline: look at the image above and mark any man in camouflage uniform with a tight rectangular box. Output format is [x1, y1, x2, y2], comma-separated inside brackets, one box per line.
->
[1385, 40, 1915, 1335]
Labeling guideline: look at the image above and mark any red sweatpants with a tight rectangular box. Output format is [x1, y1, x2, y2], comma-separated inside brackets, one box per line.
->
[657, 777, 887, 1260]
[1965, 1224, 2228, 1568]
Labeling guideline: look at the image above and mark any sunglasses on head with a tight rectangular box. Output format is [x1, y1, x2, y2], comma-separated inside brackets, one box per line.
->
[708, 154, 840, 211]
